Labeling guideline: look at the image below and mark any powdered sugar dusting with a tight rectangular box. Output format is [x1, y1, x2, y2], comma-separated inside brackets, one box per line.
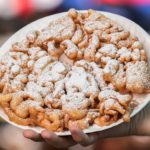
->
[0, 9, 150, 132]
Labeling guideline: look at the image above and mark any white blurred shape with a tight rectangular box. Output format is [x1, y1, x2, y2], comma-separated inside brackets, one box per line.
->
[0, 0, 17, 19]
[32, 0, 63, 11]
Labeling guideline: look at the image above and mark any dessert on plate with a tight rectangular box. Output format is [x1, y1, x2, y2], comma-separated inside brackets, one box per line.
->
[0, 9, 150, 132]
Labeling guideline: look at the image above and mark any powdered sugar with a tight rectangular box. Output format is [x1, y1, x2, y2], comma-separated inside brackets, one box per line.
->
[65, 66, 99, 96]
[99, 89, 131, 104]
[61, 92, 90, 109]
[103, 59, 119, 81]
[33, 56, 52, 75]
[99, 44, 117, 58]
[11, 65, 20, 75]
[0, 9, 149, 132]
[117, 47, 131, 62]
[35, 16, 75, 44]
[126, 61, 150, 93]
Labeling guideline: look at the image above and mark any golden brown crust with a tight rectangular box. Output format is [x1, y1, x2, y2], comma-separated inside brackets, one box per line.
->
[0, 9, 149, 131]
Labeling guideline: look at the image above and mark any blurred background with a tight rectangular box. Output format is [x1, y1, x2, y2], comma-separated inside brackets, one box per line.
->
[0, 0, 150, 150]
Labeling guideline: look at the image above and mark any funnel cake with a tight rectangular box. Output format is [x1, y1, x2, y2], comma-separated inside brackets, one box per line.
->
[0, 9, 150, 132]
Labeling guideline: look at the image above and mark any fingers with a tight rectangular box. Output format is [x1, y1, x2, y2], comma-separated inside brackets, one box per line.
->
[70, 126, 100, 146]
[24, 125, 127, 148]
[23, 129, 44, 142]
[23, 122, 130, 148]
[41, 130, 76, 148]
[24, 129, 76, 148]
[70, 126, 89, 146]
[69, 122, 130, 147]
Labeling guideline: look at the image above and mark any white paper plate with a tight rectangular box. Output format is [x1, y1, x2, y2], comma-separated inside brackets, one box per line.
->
[0, 11, 150, 136]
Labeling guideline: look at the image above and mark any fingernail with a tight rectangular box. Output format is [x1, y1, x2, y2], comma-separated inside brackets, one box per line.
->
[41, 130, 51, 139]
[23, 131, 33, 138]
[70, 123, 79, 130]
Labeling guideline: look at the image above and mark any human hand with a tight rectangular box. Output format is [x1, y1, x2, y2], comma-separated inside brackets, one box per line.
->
[23, 102, 150, 149]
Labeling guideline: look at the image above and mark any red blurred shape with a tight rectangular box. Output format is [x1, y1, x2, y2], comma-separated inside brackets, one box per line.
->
[92, 0, 150, 5]
[11, 0, 33, 17]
